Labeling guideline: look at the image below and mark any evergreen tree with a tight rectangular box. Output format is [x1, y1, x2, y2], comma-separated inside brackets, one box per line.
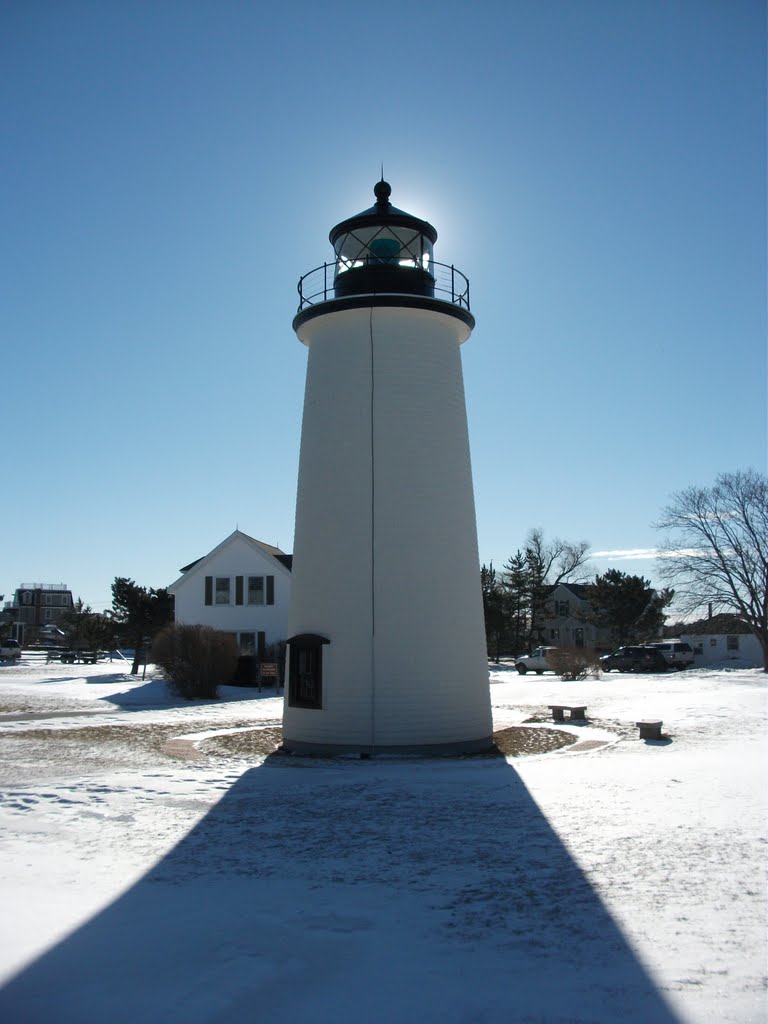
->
[111, 578, 174, 674]
[501, 550, 531, 653]
[583, 570, 674, 647]
[60, 599, 115, 653]
[481, 564, 506, 661]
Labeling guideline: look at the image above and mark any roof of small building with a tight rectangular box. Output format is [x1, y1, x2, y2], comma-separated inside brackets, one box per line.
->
[168, 530, 292, 594]
[548, 581, 591, 599]
[668, 612, 752, 636]
[178, 532, 289, 574]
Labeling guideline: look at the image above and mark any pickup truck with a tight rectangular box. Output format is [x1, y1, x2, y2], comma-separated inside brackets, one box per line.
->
[0, 639, 22, 662]
[514, 646, 558, 675]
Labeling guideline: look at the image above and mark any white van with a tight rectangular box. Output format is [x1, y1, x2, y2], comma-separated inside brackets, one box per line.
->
[644, 640, 694, 669]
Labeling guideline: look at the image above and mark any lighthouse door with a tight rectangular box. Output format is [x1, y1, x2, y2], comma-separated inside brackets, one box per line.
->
[287, 634, 330, 709]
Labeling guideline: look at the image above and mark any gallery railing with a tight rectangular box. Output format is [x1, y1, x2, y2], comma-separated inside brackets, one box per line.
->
[296, 259, 471, 312]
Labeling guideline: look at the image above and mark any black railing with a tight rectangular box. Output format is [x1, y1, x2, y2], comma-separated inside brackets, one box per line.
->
[297, 259, 471, 312]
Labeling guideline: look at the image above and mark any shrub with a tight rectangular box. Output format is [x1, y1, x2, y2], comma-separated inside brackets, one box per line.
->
[151, 624, 239, 700]
[548, 647, 602, 681]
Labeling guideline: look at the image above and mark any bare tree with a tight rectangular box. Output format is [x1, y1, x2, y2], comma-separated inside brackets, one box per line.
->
[655, 469, 768, 671]
[525, 528, 592, 587]
[524, 528, 591, 646]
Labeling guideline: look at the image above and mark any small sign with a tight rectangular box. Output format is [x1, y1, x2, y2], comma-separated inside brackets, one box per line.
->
[260, 663, 278, 677]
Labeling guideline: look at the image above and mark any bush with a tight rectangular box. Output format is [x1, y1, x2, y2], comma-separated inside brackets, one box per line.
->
[548, 647, 602, 681]
[151, 624, 239, 699]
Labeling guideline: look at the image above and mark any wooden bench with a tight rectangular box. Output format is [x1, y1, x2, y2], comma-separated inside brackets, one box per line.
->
[549, 704, 587, 722]
[636, 719, 663, 740]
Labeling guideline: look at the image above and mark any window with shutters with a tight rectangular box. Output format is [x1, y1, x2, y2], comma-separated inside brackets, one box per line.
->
[248, 576, 265, 605]
[205, 574, 274, 607]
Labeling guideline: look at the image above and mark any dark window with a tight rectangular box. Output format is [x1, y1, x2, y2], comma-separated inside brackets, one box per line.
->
[247, 576, 264, 605]
[287, 634, 329, 709]
[204, 576, 213, 606]
[266, 576, 275, 605]
[235, 576, 244, 605]
[726, 635, 739, 651]
[239, 632, 256, 654]
[556, 600, 569, 617]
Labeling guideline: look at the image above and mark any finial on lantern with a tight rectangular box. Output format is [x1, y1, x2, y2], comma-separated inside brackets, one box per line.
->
[374, 179, 392, 208]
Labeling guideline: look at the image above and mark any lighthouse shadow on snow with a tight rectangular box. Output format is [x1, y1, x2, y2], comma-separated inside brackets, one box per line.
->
[0, 756, 681, 1023]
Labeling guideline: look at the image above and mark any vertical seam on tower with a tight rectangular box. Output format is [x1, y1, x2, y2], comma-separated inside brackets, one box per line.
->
[369, 305, 376, 754]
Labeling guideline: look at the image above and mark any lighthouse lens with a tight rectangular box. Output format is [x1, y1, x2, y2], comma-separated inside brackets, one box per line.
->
[369, 237, 401, 262]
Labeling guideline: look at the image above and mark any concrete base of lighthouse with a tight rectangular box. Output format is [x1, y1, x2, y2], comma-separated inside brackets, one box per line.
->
[280, 736, 493, 757]
[283, 301, 492, 756]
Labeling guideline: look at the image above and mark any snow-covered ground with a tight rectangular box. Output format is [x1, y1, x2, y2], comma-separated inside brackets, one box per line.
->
[0, 659, 765, 1023]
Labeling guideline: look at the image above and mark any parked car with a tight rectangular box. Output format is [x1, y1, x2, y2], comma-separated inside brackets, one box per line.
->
[0, 639, 22, 663]
[515, 646, 558, 675]
[600, 646, 668, 673]
[643, 640, 694, 670]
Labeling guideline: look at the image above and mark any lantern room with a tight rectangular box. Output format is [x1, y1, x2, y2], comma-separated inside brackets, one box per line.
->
[330, 180, 436, 299]
[294, 180, 473, 333]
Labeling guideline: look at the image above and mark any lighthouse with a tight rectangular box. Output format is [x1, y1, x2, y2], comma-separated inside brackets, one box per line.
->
[284, 180, 492, 755]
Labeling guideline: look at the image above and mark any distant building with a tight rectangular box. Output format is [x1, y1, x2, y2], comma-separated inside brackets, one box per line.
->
[4, 584, 74, 644]
[540, 582, 610, 650]
[168, 530, 292, 658]
[670, 613, 763, 668]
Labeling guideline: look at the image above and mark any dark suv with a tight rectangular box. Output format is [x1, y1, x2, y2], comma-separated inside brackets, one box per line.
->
[600, 646, 668, 673]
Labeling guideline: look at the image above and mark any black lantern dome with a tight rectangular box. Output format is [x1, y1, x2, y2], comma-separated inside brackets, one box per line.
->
[329, 180, 437, 300]
[294, 181, 473, 331]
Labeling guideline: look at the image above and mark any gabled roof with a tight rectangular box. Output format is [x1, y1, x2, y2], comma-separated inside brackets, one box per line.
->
[168, 530, 292, 592]
[548, 581, 591, 599]
[672, 613, 753, 636]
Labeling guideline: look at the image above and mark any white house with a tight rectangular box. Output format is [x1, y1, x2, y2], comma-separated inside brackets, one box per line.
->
[540, 582, 608, 650]
[168, 530, 292, 657]
[676, 613, 763, 668]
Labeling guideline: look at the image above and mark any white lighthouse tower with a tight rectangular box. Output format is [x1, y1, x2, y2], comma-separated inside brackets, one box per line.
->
[284, 180, 492, 755]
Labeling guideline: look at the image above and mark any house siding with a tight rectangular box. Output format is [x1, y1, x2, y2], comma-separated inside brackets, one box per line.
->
[170, 533, 290, 648]
[683, 632, 762, 668]
[539, 583, 607, 650]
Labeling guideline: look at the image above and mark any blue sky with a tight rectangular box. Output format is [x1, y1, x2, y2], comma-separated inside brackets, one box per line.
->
[2, 0, 765, 613]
